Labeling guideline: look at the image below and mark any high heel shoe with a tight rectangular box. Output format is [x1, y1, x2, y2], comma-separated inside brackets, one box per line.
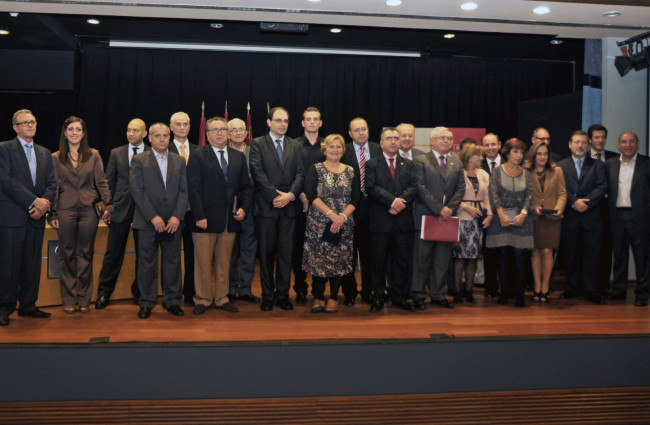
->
[79, 305, 89, 313]
[465, 292, 476, 303]
[63, 306, 75, 314]
[325, 298, 338, 313]
[532, 292, 541, 302]
[311, 299, 325, 313]
[453, 292, 464, 304]
[540, 292, 550, 303]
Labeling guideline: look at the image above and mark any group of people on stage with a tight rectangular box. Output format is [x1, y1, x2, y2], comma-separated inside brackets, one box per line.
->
[1, 106, 648, 326]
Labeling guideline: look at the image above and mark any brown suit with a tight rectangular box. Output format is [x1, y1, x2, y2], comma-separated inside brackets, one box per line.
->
[51, 149, 113, 308]
[529, 165, 567, 220]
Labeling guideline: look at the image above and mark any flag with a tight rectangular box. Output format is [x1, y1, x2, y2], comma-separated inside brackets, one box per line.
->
[198, 101, 206, 147]
[224, 100, 229, 122]
[246, 102, 252, 146]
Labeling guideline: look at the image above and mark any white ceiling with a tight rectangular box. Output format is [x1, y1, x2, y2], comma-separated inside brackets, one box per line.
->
[1, 0, 649, 39]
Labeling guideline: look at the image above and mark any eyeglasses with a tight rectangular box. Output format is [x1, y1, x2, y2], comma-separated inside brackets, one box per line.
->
[435, 136, 453, 141]
[16, 120, 37, 127]
[229, 129, 247, 134]
[271, 118, 289, 124]
[535, 137, 551, 142]
[207, 128, 228, 134]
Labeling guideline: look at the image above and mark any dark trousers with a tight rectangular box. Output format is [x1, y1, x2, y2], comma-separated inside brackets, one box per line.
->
[341, 221, 372, 301]
[496, 246, 527, 299]
[229, 213, 257, 296]
[312, 276, 341, 300]
[255, 215, 295, 302]
[599, 202, 613, 294]
[370, 226, 410, 303]
[137, 229, 183, 309]
[0, 224, 44, 315]
[97, 220, 140, 299]
[611, 209, 650, 302]
[291, 204, 309, 296]
[561, 224, 602, 297]
[56, 206, 99, 308]
[180, 210, 195, 302]
[482, 245, 499, 296]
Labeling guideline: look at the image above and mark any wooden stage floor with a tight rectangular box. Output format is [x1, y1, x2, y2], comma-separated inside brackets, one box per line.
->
[2, 275, 649, 344]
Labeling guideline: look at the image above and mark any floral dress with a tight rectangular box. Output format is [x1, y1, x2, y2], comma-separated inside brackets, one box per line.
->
[302, 162, 358, 278]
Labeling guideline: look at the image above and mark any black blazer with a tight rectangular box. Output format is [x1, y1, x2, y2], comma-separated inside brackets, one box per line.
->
[0, 138, 56, 228]
[249, 134, 304, 218]
[607, 154, 650, 234]
[365, 155, 417, 233]
[481, 154, 506, 175]
[187, 145, 252, 234]
[341, 141, 382, 223]
[557, 155, 607, 230]
[105, 144, 151, 223]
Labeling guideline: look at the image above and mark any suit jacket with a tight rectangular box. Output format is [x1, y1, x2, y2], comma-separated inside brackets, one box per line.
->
[365, 154, 417, 233]
[592, 149, 617, 162]
[341, 141, 382, 223]
[249, 134, 304, 218]
[481, 154, 506, 176]
[168, 141, 200, 164]
[399, 147, 426, 161]
[0, 138, 57, 228]
[607, 153, 650, 234]
[457, 168, 492, 221]
[557, 155, 607, 230]
[51, 149, 113, 219]
[528, 165, 567, 220]
[187, 145, 252, 234]
[105, 144, 151, 223]
[130, 149, 188, 231]
[412, 151, 465, 230]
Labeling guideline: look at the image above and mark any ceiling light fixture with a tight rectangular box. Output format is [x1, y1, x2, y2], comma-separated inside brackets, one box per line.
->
[550, 39, 563, 45]
[87, 19, 100, 25]
[603, 11, 621, 18]
[109, 40, 420, 58]
[533, 6, 550, 15]
[444, 34, 455, 39]
[0, 30, 9, 35]
[386, 0, 402, 6]
[210, 23, 223, 29]
[9, 13, 18, 17]
[461, 2, 478, 11]
[330, 28, 342, 34]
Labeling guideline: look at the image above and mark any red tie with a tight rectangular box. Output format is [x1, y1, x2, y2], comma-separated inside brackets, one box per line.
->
[389, 157, 395, 178]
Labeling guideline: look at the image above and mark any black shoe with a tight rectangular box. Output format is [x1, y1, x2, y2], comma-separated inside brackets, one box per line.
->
[277, 299, 294, 311]
[431, 298, 454, 309]
[607, 291, 627, 300]
[261, 299, 273, 311]
[239, 293, 261, 304]
[18, 308, 51, 318]
[392, 300, 416, 312]
[369, 299, 384, 313]
[465, 293, 476, 303]
[184, 298, 195, 306]
[138, 306, 151, 319]
[515, 295, 526, 307]
[295, 292, 307, 305]
[95, 295, 110, 309]
[634, 298, 648, 307]
[453, 292, 463, 304]
[0, 314, 9, 326]
[192, 304, 207, 315]
[413, 299, 427, 310]
[166, 304, 184, 316]
[586, 294, 606, 305]
[344, 297, 356, 307]
[219, 302, 239, 313]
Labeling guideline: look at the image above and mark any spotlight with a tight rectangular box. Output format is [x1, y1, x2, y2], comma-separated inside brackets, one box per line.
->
[615, 31, 650, 78]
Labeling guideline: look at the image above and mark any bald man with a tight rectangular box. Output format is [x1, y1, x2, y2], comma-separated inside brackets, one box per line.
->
[95, 119, 151, 309]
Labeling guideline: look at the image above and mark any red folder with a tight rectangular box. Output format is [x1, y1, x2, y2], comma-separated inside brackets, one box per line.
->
[420, 216, 460, 243]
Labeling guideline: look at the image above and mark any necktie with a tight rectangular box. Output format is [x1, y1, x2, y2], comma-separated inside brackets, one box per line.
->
[275, 140, 283, 165]
[576, 159, 582, 178]
[389, 157, 395, 178]
[179, 144, 188, 164]
[491, 161, 496, 173]
[25, 144, 36, 185]
[597, 153, 602, 162]
[131, 146, 138, 165]
[359, 146, 367, 193]
[439, 155, 446, 178]
[219, 150, 228, 181]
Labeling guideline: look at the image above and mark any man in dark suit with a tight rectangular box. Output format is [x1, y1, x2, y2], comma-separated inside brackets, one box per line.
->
[411, 127, 465, 310]
[340, 117, 382, 306]
[95, 118, 150, 309]
[0, 109, 57, 326]
[187, 117, 252, 315]
[557, 130, 607, 304]
[130, 123, 188, 319]
[587, 124, 617, 295]
[606, 131, 650, 307]
[397, 123, 425, 160]
[292, 107, 325, 305]
[249, 107, 304, 311]
[366, 127, 418, 312]
[168, 111, 199, 306]
[480, 133, 504, 298]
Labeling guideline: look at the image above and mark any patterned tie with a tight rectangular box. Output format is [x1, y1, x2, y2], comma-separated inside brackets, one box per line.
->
[25, 144, 36, 186]
[275, 140, 283, 165]
[219, 150, 228, 181]
[359, 145, 367, 193]
[576, 159, 582, 179]
[389, 157, 395, 178]
[439, 155, 446, 178]
[179, 144, 188, 164]
[491, 161, 496, 173]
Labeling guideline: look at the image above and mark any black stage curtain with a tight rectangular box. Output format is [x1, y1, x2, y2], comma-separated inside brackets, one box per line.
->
[3, 43, 576, 159]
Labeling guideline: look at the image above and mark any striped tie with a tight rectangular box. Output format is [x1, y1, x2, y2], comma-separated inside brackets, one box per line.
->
[359, 145, 366, 193]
